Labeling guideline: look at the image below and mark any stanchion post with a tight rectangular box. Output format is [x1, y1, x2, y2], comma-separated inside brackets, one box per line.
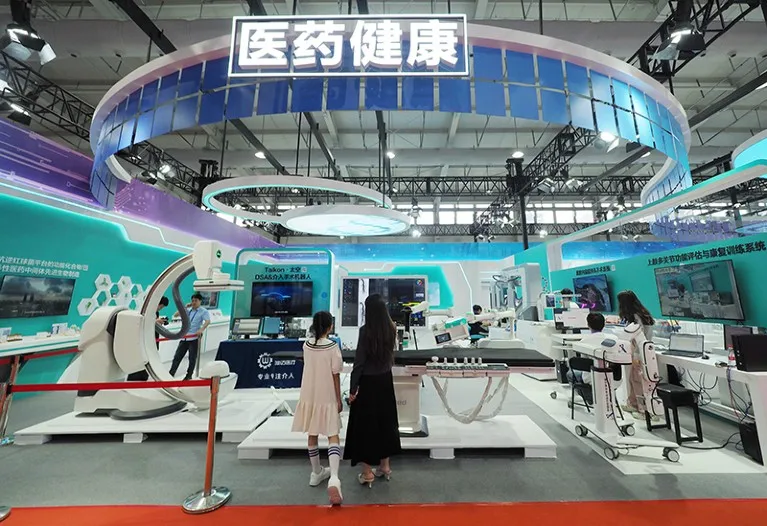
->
[194, 340, 202, 379]
[0, 505, 10, 522]
[182, 376, 231, 514]
[0, 355, 21, 446]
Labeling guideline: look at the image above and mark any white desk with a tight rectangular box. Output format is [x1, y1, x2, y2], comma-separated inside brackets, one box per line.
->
[656, 352, 767, 463]
[0, 334, 80, 359]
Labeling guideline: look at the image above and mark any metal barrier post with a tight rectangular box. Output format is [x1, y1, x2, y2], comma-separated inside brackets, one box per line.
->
[0, 356, 21, 446]
[0, 505, 10, 522]
[182, 376, 231, 514]
[194, 338, 202, 379]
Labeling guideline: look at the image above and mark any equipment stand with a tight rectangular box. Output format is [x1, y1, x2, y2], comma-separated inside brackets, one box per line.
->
[575, 361, 679, 462]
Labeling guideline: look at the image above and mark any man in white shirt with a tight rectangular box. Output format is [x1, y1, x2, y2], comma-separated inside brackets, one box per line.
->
[567, 313, 606, 400]
[169, 293, 211, 380]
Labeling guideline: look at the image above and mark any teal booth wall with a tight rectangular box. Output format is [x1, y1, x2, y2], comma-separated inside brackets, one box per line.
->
[0, 193, 234, 388]
[550, 233, 767, 326]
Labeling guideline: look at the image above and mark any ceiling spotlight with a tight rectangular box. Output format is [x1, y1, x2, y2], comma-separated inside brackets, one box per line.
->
[599, 131, 616, 143]
[641, 151, 651, 158]
[339, 235, 345, 239]
[1, 18, 57, 65]
[632, 234, 641, 241]
[608, 228, 614, 233]
[392, 187, 398, 193]
[386, 151, 396, 159]
[291, 188, 300, 194]
[511, 150, 524, 159]
[538, 229, 548, 238]
[158, 164, 171, 175]
[477, 233, 485, 241]
[255, 151, 266, 159]
[621, 234, 629, 240]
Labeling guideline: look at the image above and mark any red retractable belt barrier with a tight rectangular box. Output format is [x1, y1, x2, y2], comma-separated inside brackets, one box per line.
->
[11, 378, 210, 394]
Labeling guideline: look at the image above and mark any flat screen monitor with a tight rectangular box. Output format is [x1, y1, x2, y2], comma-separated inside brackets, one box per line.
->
[250, 281, 313, 317]
[367, 277, 427, 326]
[572, 274, 612, 312]
[724, 325, 754, 350]
[262, 316, 281, 336]
[654, 260, 745, 321]
[0, 275, 76, 318]
[198, 291, 218, 309]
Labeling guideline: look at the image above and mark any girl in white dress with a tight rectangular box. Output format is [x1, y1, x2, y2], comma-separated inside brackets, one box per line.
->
[291, 311, 344, 505]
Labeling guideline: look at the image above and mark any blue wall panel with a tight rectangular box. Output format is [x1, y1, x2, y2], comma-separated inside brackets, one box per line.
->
[257, 81, 289, 115]
[570, 95, 594, 130]
[402, 77, 434, 111]
[291, 79, 324, 112]
[327, 78, 360, 110]
[591, 72, 612, 103]
[202, 58, 229, 90]
[508, 85, 538, 120]
[565, 62, 590, 96]
[506, 51, 535, 85]
[199, 90, 226, 125]
[365, 78, 398, 110]
[139, 80, 158, 113]
[226, 85, 257, 119]
[178, 64, 203, 97]
[173, 97, 198, 131]
[616, 108, 636, 141]
[474, 47, 505, 117]
[538, 56, 564, 90]
[134, 111, 155, 144]
[594, 102, 617, 135]
[158, 72, 180, 105]
[541, 90, 568, 124]
[151, 104, 174, 137]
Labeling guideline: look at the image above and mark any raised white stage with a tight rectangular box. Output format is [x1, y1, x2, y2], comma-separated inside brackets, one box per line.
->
[510, 374, 767, 475]
[14, 394, 280, 445]
[237, 414, 557, 460]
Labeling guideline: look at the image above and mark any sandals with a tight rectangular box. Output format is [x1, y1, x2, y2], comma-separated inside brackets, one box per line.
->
[374, 468, 392, 481]
[357, 473, 375, 488]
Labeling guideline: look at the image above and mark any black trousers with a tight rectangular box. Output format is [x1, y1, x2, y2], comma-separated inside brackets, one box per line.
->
[169, 339, 199, 378]
[127, 331, 160, 381]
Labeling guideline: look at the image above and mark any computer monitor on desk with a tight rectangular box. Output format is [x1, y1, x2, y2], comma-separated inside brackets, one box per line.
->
[232, 318, 262, 339]
[725, 325, 754, 350]
[262, 317, 282, 338]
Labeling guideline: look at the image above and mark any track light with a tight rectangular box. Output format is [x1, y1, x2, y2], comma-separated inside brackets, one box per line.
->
[386, 151, 396, 159]
[411, 229, 421, 238]
[641, 151, 651, 158]
[632, 234, 640, 241]
[255, 151, 266, 159]
[291, 188, 300, 194]
[511, 151, 524, 159]
[599, 132, 615, 142]
[538, 229, 548, 238]
[158, 164, 171, 175]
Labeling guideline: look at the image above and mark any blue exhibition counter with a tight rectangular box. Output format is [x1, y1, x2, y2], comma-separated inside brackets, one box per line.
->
[215, 337, 341, 389]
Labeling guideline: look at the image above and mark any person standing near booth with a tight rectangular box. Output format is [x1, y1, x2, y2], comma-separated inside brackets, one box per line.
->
[344, 294, 402, 487]
[617, 290, 655, 417]
[169, 293, 211, 381]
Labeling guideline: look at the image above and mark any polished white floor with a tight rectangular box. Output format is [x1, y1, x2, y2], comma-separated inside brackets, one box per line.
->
[510, 374, 767, 475]
[13, 393, 279, 445]
[237, 413, 557, 461]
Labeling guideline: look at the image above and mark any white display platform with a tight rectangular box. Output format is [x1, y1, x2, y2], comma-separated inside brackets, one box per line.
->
[510, 374, 767, 475]
[237, 414, 556, 460]
[14, 394, 279, 446]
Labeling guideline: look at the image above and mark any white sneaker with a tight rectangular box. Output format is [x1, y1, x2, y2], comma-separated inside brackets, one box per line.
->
[309, 467, 331, 487]
[328, 477, 343, 506]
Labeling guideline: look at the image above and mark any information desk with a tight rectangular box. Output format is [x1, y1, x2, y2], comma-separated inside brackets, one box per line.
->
[215, 338, 341, 389]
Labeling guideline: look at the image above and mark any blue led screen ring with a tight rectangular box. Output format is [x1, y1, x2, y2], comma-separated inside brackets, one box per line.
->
[89, 22, 691, 215]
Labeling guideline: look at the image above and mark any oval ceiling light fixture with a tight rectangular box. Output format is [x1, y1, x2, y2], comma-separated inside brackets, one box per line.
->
[201, 176, 409, 235]
[281, 204, 411, 237]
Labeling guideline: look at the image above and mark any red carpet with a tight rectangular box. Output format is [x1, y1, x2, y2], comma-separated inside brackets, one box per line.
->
[4, 500, 767, 526]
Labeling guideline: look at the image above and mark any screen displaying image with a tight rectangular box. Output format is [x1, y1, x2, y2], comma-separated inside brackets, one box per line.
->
[367, 277, 427, 326]
[572, 274, 612, 312]
[198, 291, 219, 309]
[250, 281, 313, 317]
[654, 259, 744, 321]
[0, 275, 76, 318]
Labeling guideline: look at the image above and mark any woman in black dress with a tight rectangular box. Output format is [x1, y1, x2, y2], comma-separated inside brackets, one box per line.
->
[344, 294, 401, 486]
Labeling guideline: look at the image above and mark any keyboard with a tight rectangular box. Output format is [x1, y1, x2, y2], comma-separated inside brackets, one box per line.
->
[663, 350, 704, 359]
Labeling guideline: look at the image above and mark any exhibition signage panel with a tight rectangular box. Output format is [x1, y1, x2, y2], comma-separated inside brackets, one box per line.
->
[229, 14, 469, 78]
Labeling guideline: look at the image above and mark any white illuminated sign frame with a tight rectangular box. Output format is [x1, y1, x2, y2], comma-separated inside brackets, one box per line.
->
[228, 13, 469, 79]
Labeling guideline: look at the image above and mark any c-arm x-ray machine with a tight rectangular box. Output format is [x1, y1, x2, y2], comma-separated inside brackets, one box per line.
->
[74, 241, 244, 420]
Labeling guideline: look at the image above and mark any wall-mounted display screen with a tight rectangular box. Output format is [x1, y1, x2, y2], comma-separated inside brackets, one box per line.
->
[572, 274, 612, 312]
[341, 277, 427, 327]
[654, 260, 745, 321]
[0, 275, 76, 318]
[250, 281, 313, 317]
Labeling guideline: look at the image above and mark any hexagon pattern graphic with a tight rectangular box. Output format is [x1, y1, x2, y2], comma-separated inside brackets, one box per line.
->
[77, 274, 149, 316]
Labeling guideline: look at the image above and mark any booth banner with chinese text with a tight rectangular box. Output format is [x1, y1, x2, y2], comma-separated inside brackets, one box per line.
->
[229, 14, 469, 78]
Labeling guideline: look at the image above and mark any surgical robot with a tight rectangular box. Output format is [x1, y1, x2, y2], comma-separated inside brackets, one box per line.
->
[74, 241, 244, 420]
[571, 326, 680, 462]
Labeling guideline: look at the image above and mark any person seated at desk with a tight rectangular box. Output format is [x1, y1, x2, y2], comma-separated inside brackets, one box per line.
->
[566, 312, 606, 404]
[469, 305, 489, 338]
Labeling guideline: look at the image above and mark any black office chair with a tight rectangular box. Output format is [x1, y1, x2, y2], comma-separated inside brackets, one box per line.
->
[568, 356, 594, 419]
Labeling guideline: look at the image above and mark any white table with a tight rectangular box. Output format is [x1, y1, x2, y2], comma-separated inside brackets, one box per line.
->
[656, 352, 767, 462]
[0, 334, 80, 359]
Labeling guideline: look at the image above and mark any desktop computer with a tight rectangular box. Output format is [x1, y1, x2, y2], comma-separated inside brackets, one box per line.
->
[739, 421, 763, 465]
[733, 334, 767, 372]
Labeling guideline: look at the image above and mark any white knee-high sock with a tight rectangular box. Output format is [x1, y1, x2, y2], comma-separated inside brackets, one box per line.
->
[328, 444, 341, 479]
[308, 447, 321, 474]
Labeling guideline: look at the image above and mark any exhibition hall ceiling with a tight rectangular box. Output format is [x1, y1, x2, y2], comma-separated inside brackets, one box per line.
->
[3, 0, 767, 213]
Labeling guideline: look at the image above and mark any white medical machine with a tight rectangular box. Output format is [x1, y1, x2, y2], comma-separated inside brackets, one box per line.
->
[74, 241, 244, 420]
[491, 263, 542, 321]
[571, 329, 680, 462]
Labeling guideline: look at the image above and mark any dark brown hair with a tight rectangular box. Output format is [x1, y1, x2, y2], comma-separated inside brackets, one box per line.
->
[359, 294, 396, 366]
[617, 290, 654, 326]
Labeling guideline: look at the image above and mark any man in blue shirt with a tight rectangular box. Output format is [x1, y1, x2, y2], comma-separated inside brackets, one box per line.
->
[169, 293, 211, 380]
